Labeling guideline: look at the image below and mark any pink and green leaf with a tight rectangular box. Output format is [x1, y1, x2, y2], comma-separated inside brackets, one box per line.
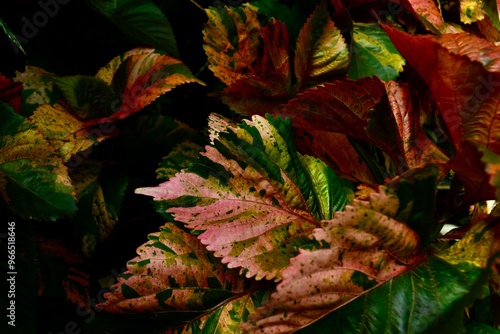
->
[136, 113, 348, 280]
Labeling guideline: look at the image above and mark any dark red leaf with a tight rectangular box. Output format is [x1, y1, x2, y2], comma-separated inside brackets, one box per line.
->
[0, 73, 22, 112]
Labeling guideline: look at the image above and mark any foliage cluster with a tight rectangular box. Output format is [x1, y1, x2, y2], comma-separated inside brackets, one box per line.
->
[1, 0, 500, 333]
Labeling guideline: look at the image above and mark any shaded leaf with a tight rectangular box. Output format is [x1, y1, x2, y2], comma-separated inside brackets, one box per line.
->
[242, 187, 422, 333]
[294, 0, 349, 89]
[482, 148, 500, 201]
[157, 140, 205, 182]
[28, 103, 109, 162]
[137, 113, 347, 280]
[52, 75, 118, 119]
[348, 22, 405, 81]
[13, 66, 60, 115]
[70, 161, 128, 256]
[95, 47, 155, 85]
[89, 0, 179, 57]
[86, 52, 204, 125]
[0, 17, 25, 55]
[0, 102, 76, 221]
[0, 72, 22, 112]
[294, 128, 379, 185]
[97, 222, 251, 314]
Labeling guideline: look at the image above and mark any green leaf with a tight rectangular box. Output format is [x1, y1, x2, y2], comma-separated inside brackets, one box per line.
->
[52, 76, 118, 120]
[348, 22, 405, 82]
[156, 139, 205, 182]
[136, 113, 347, 280]
[70, 161, 128, 256]
[0, 102, 76, 221]
[0, 17, 26, 55]
[484, 0, 500, 31]
[88, 0, 179, 58]
[97, 222, 252, 314]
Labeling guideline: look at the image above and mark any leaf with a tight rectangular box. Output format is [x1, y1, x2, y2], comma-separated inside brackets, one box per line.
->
[348, 22, 405, 82]
[156, 139, 205, 182]
[95, 47, 155, 85]
[28, 103, 109, 162]
[460, 0, 487, 24]
[52, 76, 119, 119]
[483, 0, 500, 31]
[203, 4, 263, 86]
[86, 51, 204, 125]
[70, 161, 128, 256]
[276, 77, 403, 164]
[294, 128, 379, 185]
[242, 187, 422, 333]
[0, 17, 26, 55]
[0, 72, 23, 112]
[399, 0, 462, 33]
[89, 0, 179, 58]
[97, 222, 252, 314]
[136, 113, 348, 280]
[0, 102, 76, 221]
[383, 25, 500, 201]
[294, 0, 349, 89]
[482, 148, 500, 201]
[13, 66, 60, 115]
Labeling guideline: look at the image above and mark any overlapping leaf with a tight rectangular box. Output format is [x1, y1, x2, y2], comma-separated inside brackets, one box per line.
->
[97, 222, 251, 313]
[482, 148, 500, 201]
[0, 102, 76, 220]
[348, 22, 405, 81]
[399, 0, 462, 33]
[86, 51, 204, 125]
[13, 66, 60, 114]
[0, 72, 22, 112]
[28, 103, 109, 162]
[136, 113, 348, 280]
[242, 187, 422, 333]
[383, 24, 500, 201]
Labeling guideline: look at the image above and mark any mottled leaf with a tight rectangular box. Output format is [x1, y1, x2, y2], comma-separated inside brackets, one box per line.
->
[28, 103, 109, 162]
[89, 0, 179, 57]
[242, 187, 422, 333]
[460, 0, 486, 24]
[97, 222, 251, 313]
[86, 52, 204, 125]
[348, 22, 405, 82]
[13, 66, 60, 115]
[0, 102, 76, 220]
[203, 4, 263, 86]
[156, 140, 205, 182]
[70, 161, 128, 256]
[136, 113, 347, 280]
[294, 0, 349, 89]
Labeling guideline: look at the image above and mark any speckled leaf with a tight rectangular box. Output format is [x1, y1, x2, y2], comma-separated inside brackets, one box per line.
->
[136, 113, 347, 280]
[97, 222, 251, 313]
[28, 103, 109, 162]
[460, 0, 486, 24]
[70, 161, 128, 256]
[348, 22, 405, 82]
[203, 4, 262, 86]
[0, 102, 76, 220]
[242, 187, 421, 333]
[156, 140, 205, 182]
[86, 52, 204, 125]
[294, 0, 349, 89]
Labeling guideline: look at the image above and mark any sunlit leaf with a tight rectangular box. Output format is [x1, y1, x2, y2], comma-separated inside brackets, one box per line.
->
[0, 102, 76, 221]
[97, 222, 252, 313]
[242, 187, 422, 333]
[460, 0, 486, 24]
[348, 22, 405, 81]
[136, 113, 347, 280]
[399, 0, 462, 33]
[294, 0, 349, 89]
[95, 47, 155, 85]
[89, 0, 179, 57]
[13, 66, 60, 115]
[86, 52, 204, 125]
[28, 103, 109, 162]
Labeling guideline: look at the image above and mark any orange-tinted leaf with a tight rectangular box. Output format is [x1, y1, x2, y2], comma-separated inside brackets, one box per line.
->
[203, 4, 262, 86]
[294, 0, 349, 89]
[95, 47, 155, 85]
[86, 52, 204, 125]
[482, 148, 500, 200]
[399, 0, 462, 33]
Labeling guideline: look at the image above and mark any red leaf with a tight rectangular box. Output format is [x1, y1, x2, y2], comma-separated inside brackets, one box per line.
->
[399, 0, 461, 33]
[0, 73, 22, 112]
